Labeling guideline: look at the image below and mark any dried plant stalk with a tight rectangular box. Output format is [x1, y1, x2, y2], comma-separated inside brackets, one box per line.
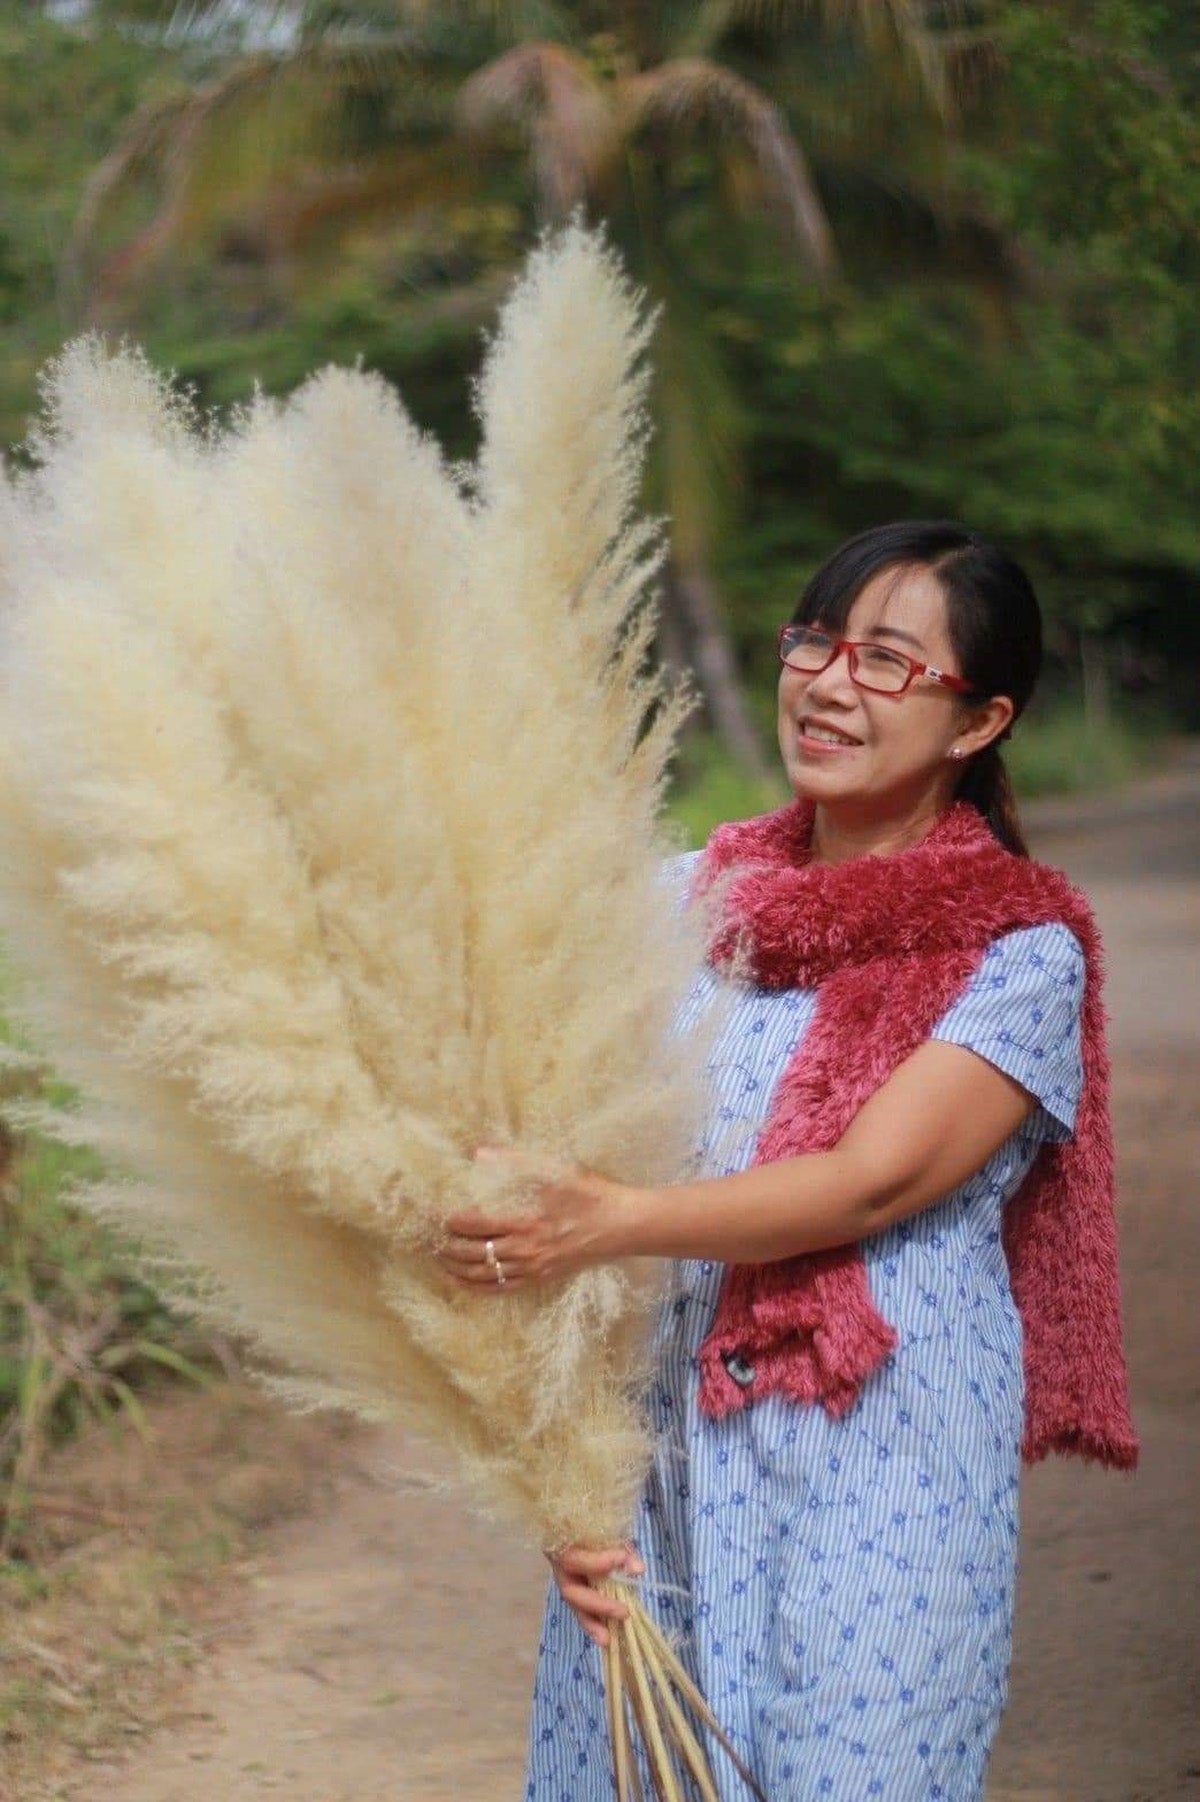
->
[598, 1581, 768, 1802]
[0, 219, 740, 1788]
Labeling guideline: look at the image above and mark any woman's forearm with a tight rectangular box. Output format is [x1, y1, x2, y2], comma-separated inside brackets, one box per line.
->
[441, 1044, 1035, 1287]
[620, 1148, 892, 1266]
[613, 1041, 1039, 1268]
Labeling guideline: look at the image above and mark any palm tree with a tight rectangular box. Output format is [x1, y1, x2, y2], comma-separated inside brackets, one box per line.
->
[70, 1, 1000, 774]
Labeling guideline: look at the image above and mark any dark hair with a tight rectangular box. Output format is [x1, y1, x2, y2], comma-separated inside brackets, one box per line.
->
[789, 520, 1042, 856]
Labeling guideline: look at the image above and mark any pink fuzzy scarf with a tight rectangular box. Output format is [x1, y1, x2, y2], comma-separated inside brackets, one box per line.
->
[692, 799, 1138, 1470]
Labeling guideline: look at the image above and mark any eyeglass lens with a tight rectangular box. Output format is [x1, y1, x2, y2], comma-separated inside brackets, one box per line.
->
[782, 627, 913, 694]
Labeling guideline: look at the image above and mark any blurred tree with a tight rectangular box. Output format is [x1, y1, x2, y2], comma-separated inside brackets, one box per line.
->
[65, 0, 1013, 774]
[0, 10, 166, 355]
[709, 0, 1200, 719]
[6, 3, 1196, 734]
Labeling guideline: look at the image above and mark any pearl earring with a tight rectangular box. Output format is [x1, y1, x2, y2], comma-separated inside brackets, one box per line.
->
[949, 747, 966, 760]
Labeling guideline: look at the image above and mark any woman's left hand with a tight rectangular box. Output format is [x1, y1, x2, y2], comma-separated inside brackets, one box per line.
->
[435, 1147, 639, 1293]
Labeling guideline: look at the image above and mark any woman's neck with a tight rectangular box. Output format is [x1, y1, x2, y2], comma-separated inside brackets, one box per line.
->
[809, 795, 950, 867]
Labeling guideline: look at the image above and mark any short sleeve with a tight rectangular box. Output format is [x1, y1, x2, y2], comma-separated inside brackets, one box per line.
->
[930, 923, 1086, 1140]
[659, 849, 703, 914]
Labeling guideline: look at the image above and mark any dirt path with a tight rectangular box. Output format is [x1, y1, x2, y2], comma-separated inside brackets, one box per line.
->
[56, 759, 1200, 1802]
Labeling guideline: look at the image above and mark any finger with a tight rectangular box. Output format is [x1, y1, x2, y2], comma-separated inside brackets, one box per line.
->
[440, 1263, 502, 1285]
[569, 1609, 615, 1651]
[446, 1269, 527, 1292]
[570, 1605, 625, 1650]
[444, 1212, 518, 1240]
[437, 1239, 520, 1270]
[577, 1615, 618, 1650]
[436, 1246, 487, 1271]
[438, 1245, 525, 1277]
[558, 1583, 631, 1623]
[557, 1546, 633, 1577]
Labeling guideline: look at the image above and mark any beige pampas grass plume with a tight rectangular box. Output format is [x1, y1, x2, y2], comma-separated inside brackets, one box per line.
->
[0, 221, 720, 1553]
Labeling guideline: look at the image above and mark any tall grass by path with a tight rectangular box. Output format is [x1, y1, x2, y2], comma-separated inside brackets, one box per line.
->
[0, 1382, 347, 1794]
[0, 1004, 333, 1797]
[0, 1030, 211, 1559]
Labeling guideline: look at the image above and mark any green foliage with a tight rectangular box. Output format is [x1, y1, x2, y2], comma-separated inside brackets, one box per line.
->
[720, 277, 1200, 622]
[0, 12, 175, 442]
[665, 734, 788, 849]
[1005, 693, 1164, 798]
[0, 1014, 210, 1554]
[1, 2, 1197, 725]
[703, 1, 1200, 724]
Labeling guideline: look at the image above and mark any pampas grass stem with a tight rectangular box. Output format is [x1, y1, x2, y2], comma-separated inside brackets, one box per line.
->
[597, 1581, 769, 1802]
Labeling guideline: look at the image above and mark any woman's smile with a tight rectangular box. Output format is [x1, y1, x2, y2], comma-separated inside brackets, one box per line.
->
[795, 715, 864, 754]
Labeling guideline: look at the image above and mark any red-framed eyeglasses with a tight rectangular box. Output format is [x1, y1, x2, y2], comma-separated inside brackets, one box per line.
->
[777, 624, 975, 697]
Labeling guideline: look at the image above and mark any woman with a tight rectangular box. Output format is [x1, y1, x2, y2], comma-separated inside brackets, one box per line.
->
[437, 521, 1137, 1801]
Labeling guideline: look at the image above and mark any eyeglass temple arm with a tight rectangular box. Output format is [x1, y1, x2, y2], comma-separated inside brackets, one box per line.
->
[922, 666, 974, 694]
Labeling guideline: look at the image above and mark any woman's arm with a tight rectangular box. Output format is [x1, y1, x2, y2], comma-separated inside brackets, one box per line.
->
[438, 1039, 1038, 1286]
[621, 1038, 1034, 1264]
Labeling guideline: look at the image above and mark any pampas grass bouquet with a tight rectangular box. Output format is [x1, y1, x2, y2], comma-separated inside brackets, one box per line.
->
[0, 222, 759, 1800]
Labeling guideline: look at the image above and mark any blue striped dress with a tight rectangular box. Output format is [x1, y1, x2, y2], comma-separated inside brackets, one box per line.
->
[525, 852, 1085, 1802]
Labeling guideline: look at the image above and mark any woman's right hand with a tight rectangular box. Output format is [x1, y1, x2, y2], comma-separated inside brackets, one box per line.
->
[547, 1542, 646, 1650]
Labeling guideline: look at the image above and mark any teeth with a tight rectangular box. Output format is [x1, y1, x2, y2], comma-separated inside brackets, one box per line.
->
[803, 724, 857, 746]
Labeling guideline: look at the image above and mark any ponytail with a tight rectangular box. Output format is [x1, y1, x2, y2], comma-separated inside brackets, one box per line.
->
[955, 742, 1030, 859]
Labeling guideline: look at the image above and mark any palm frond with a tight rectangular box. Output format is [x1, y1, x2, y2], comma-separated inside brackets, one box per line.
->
[229, 147, 477, 262]
[938, 23, 1005, 105]
[62, 84, 201, 308]
[680, 0, 953, 118]
[456, 43, 619, 220]
[824, 161, 1031, 301]
[64, 40, 438, 309]
[66, 52, 305, 306]
[622, 58, 837, 279]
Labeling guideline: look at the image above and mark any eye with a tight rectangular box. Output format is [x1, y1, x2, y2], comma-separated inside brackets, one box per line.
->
[858, 644, 910, 672]
[780, 625, 836, 669]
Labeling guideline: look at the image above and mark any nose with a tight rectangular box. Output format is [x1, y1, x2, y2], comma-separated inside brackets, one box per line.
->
[802, 643, 858, 706]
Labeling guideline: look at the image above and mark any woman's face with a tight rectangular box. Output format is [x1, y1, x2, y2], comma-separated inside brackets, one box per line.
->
[776, 565, 1007, 815]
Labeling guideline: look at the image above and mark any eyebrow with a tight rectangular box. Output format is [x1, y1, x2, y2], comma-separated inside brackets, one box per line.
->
[862, 624, 928, 652]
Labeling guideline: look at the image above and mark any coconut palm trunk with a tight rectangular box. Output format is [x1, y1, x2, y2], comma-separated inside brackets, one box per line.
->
[666, 557, 770, 778]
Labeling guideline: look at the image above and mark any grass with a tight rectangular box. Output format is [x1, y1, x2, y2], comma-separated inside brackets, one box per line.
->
[0, 1382, 348, 1798]
[0, 1019, 214, 1560]
[0, 996, 350, 1795]
[665, 735, 788, 849]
